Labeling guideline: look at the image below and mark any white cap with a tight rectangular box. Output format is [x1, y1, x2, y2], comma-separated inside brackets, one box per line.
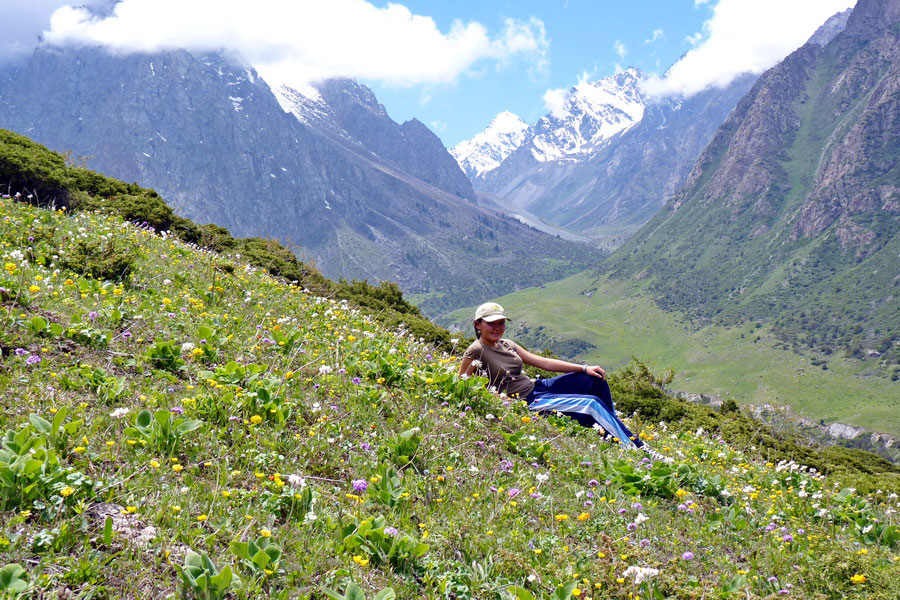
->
[474, 302, 509, 322]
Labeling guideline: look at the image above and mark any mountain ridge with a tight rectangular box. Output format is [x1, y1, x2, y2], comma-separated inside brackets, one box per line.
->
[0, 45, 601, 316]
[606, 0, 900, 364]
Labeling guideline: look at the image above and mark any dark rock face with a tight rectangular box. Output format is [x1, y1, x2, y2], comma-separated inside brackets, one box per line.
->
[607, 0, 900, 363]
[0, 46, 598, 315]
[314, 79, 474, 201]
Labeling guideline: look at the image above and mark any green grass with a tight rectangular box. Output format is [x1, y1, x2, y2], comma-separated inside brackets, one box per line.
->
[2, 190, 900, 599]
[443, 272, 900, 436]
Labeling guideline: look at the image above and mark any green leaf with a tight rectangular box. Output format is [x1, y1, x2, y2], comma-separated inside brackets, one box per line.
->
[29, 316, 48, 334]
[373, 589, 396, 600]
[209, 564, 232, 590]
[0, 563, 28, 593]
[321, 588, 346, 600]
[251, 550, 271, 570]
[103, 516, 113, 546]
[345, 582, 366, 600]
[28, 414, 51, 434]
[154, 409, 171, 429]
[51, 407, 67, 436]
[553, 581, 578, 600]
[135, 410, 152, 429]
[184, 551, 203, 568]
[176, 420, 203, 435]
[229, 541, 252, 561]
[49, 322, 64, 337]
[198, 326, 214, 341]
[508, 586, 536, 600]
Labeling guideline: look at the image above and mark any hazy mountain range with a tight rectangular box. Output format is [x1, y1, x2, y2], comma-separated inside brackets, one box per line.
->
[0, 46, 601, 315]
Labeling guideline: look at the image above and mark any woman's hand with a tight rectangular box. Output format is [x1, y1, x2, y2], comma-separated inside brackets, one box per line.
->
[584, 365, 606, 380]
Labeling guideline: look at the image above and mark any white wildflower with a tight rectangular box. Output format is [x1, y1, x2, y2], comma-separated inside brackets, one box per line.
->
[623, 566, 659, 585]
[109, 407, 129, 419]
[318, 365, 333, 375]
[181, 342, 195, 353]
[536, 473, 549, 483]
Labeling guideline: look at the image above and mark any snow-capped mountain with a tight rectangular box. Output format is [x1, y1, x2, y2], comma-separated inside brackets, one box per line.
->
[453, 65, 757, 246]
[450, 111, 528, 179]
[528, 67, 646, 161]
[452, 68, 647, 181]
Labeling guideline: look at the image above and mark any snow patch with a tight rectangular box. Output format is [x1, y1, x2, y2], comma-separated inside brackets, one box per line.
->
[451, 111, 529, 178]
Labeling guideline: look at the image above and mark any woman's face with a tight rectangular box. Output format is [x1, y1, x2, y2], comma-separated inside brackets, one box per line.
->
[477, 318, 506, 344]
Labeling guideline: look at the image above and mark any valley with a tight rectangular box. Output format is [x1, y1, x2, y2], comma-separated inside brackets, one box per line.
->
[443, 273, 900, 437]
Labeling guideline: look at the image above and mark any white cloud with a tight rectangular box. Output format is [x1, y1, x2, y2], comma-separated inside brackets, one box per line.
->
[542, 87, 568, 119]
[684, 32, 704, 47]
[644, 28, 665, 44]
[645, 0, 857, 97]
[613, 40, 627, 59]
[43, 0, 548, 87]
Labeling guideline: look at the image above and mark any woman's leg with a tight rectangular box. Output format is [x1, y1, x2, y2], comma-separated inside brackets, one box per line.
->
[528, 373, 641, 447]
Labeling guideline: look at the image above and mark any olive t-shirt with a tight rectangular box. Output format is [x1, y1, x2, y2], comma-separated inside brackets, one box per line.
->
[462, 339, 536, 399]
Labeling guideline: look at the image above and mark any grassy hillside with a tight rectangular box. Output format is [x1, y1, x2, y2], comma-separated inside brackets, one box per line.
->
[443, 273, 900, 439]
[0, 128, 454, 352]
[604, 21, 900, 367]
[2, 186, 900, 598]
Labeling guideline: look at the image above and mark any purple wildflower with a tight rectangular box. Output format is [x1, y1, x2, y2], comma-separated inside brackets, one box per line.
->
[15, 348, 28, 356]
[26, 355, 41, 365]
[352, 479, 368, 493]
[639, 538, 650, 547]
[384, 527, 398, 536]
[627, 523, 637, 531]
[508, 488, 520, 498]
[584, 501, 594, 508]
[618, 508, 627, 515]
[88, 311, 98, 321]
[351, 377, 361, 384]
[170, 406, 184, 415]
[632, 502, 643, 510]
[588, 479, 599, 488]
[682, 552, 694, 560]
[359, 442, 371, 451]
[782, 534, 793, 543]
[122, 332, 132, 339]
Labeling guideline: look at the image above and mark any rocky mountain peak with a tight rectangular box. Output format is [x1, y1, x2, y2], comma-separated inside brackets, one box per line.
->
[530, 67, 646, 161]
[450, 111, 529, 179]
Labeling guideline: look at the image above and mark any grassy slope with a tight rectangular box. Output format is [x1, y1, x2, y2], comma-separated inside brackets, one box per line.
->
[2, 197, 900, 599]
[443, 273, 900, 436]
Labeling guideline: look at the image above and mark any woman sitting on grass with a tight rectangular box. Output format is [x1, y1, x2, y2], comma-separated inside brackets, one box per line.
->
[458, 302, 662, 458]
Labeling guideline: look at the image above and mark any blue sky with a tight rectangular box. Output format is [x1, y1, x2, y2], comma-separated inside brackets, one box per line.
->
[365, 1, 711, 146]
[9, 0, 857, 148]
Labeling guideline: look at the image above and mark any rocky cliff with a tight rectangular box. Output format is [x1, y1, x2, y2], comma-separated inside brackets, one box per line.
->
[607, 0, 900, 364]
[0, 46, 599, 315]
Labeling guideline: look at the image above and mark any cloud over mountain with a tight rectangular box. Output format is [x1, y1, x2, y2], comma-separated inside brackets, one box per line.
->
[42, 0, 548, 87]
[647, 0, 856, 97]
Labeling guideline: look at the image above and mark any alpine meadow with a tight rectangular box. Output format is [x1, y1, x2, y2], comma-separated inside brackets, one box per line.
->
[1, 0, 900, 598]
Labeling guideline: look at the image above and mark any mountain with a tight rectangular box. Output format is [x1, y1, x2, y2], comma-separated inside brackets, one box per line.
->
[605, 0, 900, 364]
[450, 111, 529, 180]
[0, 45, 601, 315]
[457, 67, 758, 245]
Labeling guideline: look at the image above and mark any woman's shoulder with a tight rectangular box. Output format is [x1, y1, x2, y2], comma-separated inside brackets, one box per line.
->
[499, 339, 518, 351]
[462, 339, 483, 357]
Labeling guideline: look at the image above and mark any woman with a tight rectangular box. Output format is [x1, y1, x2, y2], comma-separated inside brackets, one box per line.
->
[458, 302, 654, 454]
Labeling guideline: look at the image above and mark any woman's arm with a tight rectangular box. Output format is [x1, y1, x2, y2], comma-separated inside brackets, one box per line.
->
[458, 357, 477, 377]
[515, 345, 607, 380]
